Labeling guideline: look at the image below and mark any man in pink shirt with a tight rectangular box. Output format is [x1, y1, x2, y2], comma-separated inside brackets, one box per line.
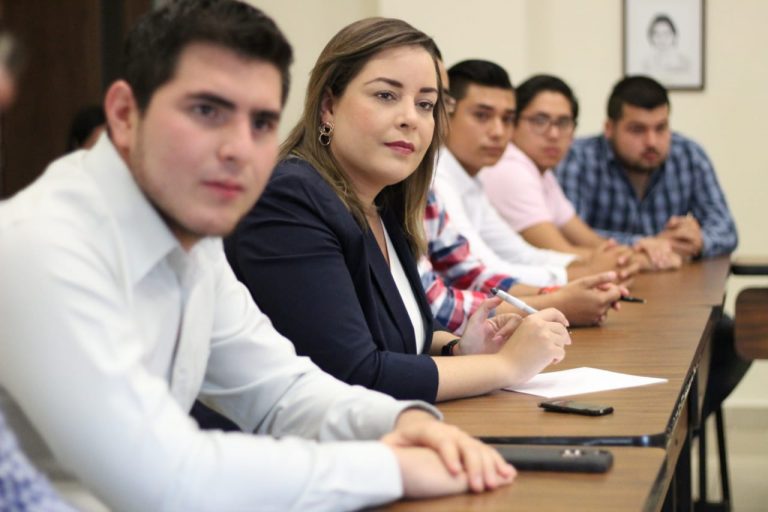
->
[483, 142, 576, 234]
[480, 75, 680, 270]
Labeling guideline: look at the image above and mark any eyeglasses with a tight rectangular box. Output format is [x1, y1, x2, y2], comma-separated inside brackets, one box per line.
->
[520, 114, 576, 136]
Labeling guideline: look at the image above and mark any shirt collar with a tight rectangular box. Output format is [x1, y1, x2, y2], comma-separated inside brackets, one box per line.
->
[436, 147, 484, 195]
[599, 135, 620, 166]
[82, 133, 181, 286]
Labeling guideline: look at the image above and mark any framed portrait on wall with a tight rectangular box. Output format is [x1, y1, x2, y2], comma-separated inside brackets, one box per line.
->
[623, 0, 705, 90]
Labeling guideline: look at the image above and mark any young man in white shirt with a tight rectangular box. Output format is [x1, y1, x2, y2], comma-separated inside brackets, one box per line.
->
[436, 60, 643, 284]
[0, 2, 514, 510]
[429, 59, 629, 327]
[479, 74, 680, 270]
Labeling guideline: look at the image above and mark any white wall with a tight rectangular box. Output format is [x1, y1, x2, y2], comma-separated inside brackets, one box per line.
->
[254, 0, 768, 410]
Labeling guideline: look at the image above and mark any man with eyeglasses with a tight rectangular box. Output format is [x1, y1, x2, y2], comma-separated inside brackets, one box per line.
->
[432, 60, 579, 290]
[434, 65, 642, 289]
[480, 74, 680, 271]
[427, 60, 632, 329]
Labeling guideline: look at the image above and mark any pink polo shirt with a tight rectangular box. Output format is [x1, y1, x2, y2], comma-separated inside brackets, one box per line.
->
[479, 143, 576, 232]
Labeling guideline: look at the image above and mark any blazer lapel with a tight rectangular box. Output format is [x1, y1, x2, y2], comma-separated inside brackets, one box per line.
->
[364, 220, 417, 354]
[382, 211, 434, 354]
[388, 241, 434, 354]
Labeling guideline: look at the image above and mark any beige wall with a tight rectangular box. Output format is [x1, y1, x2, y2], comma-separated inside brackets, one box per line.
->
[250, 0, 379, 140]
[254, 0, 768, 409]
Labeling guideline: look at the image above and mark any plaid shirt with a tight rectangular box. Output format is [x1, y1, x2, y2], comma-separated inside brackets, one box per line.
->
[555, 133, 737, 257]
[421, 189, 516, 333]
[0, 411, 75, 511]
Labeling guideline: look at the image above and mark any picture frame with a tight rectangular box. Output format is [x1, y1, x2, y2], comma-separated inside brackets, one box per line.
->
[623, 0, 705, 91]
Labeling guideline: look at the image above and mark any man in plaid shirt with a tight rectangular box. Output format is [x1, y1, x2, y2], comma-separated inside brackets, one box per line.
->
[421, 188, 516, 333]
[555, 75, 737, 259]
[556, 75, 748, 446]
[421, 59, 626, 334]
[421, 188, 626, 333]
[0, 410, 76, 511]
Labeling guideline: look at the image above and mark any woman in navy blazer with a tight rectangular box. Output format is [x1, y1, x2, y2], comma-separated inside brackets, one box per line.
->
[225, 18, 570, 404]
[227, 157, 442, 400]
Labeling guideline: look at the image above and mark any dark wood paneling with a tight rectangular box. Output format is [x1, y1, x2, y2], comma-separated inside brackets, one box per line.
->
[0, 0, 151, 198]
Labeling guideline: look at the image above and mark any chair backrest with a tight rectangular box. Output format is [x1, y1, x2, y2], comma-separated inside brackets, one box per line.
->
[734, 287, 768, 360]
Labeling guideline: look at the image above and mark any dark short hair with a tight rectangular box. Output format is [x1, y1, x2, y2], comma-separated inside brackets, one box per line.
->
[648, 14, 677, 40]
[515, 74, 579, 124]
[67, 105, 106, 151]
[607, 75, 669, 120]
[123, 0, 293, 111]
[447, 59, 513, 102]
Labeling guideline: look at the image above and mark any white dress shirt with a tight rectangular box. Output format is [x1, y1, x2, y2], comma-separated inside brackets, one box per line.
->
[434, 148, 577, 286]
[0, 135, 440, 512]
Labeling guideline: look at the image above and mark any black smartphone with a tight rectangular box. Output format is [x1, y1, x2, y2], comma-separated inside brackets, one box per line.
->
[539, 399, 614, 416]
[492, 445, 613, 473]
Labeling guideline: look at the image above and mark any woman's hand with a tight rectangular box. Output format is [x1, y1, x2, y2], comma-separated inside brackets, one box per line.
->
[457, 297, 523, 355]
[496, 308, 572, 387]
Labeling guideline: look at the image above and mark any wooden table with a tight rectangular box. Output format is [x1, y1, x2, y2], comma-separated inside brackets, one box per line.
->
[382, 258, 731, 512]
[628, 256, 730, 307]
[438, 298, 716, 446]
[376, 447, 668, 512]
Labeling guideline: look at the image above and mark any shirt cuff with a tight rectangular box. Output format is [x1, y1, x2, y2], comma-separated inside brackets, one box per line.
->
[551, 266, 569, 285]
[699, 233, 712, 258]
[298, 440, 405, 510]
[337, 392, 443, 441]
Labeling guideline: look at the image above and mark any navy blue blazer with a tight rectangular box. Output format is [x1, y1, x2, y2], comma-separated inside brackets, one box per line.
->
[225, 158, 439, 402]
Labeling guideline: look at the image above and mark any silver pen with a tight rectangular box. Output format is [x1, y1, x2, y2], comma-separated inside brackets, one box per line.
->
[490, 287, 538, 315]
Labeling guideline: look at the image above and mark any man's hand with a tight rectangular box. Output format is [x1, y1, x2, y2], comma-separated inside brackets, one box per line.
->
[567, 240, 640, 285]
[383, 409, 516, 495]
[537, 271, 626, 326]
[387, 446, 471, 498]
[634, 237, 683, 270]
[658, 215, 703, 259]
[457, 297, 523, 355]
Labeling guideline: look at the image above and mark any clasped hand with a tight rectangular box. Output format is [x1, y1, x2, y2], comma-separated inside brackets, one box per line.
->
[658, 214, 703, 259]
[382, 408, 515, 497]
[634, 236, 683, 270]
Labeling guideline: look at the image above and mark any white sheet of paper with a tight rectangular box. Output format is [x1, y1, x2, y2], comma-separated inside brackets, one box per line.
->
[505, 367, 667, 398]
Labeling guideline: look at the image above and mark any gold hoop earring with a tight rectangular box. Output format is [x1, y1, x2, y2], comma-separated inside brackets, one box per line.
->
[318, 122, 334, 146]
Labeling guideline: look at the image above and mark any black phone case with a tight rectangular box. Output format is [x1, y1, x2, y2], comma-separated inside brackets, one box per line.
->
[539, 400, 614, 416]
[492, 445, 614, 473]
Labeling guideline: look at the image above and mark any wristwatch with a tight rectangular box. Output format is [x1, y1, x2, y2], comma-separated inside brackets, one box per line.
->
[441, 338, 461, 356]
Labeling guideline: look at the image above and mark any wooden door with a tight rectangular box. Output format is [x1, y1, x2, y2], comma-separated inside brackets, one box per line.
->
[0, 0, 152, 198]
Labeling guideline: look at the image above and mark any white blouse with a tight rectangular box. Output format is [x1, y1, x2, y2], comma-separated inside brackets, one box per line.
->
[382, 222, 427, 354]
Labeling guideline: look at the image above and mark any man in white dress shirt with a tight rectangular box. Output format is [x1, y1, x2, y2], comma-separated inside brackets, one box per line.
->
[0, 2, 514, 511]
[434, 60, 638, 288]
[428, 59, 629, 327]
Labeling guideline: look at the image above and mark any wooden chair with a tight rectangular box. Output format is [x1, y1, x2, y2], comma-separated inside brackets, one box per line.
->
[731, 256, 768, 361]
[734, 287, 768, 360]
